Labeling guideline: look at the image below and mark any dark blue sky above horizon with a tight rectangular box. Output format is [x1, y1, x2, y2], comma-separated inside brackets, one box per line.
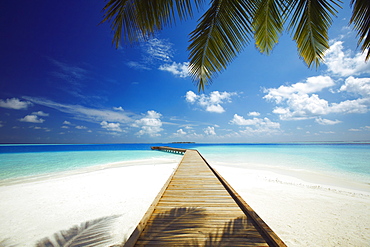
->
[1, 0, 369, 143]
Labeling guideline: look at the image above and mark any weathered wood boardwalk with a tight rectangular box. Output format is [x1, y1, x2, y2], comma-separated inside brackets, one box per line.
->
[124, 147, 286, 247]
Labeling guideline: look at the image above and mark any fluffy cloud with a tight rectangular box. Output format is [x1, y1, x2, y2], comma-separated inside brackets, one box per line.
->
[315, 118, 342, 125]
[185, 91, 198, 103]
[263, 76, 335, 104]
[75, 125, 87, 129]
[230, 114, 281, 134]
[248, 111, 260, 116]
[264, 73, 370, 120]
[185, 91, 237, 113]
[100, 121, 123, 132]
[32, 111, 49, 116]
[176, 129, 187, 135]
[324, 41, 370, 77]
[113, 106, 125, 111]
[159, 62, 189, 78]
[0, 98, 32, 110]
[19, 115, 45, 123]
[134, 110, 163, 137]
[204, 126, 216, 135]
[340, 76, 370, 97]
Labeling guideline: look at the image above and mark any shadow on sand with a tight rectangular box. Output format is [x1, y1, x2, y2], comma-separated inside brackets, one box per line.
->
[125, 206, 269, 246]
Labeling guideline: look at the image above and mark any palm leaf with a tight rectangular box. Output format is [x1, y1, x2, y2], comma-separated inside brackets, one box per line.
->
[253, 0, 287, 54]
[350, 0, 370, 60]
[101, 0, 204, 47]
[188, 0, 254, 91]
[36, 215, 120, 247]
[287, 0, 341, 67]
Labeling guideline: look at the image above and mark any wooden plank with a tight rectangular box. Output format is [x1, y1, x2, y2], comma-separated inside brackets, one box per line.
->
[124, 149, 286, 247]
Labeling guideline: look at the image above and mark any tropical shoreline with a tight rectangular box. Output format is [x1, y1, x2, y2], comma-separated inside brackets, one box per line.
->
[0, 157, 369, 246]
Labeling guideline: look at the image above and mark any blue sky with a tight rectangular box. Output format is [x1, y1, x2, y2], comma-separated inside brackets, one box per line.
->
[1, 1, 369, 143]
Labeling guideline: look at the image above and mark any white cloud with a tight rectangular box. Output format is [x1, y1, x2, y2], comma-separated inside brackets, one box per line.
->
[263, 76, 335, 104]
[0, 98, 32, 110]
[61, 126, 69, 129]
[324, 41, 370, 77]
[100, 121, 123, 132]
[185, 91, 237, 113]
[23, 97, 134, 124]
[135, 110, 163, 137]
[348, 128, 361, 131]
[32, 111, 49, 116]
[340, 76, 370, 97]
[319, 131, 335, 134]
[205, 104, 225, 113]
[349, 126, 370, 132]
[126, 61, 151, 71]
[113, 106, 125, 111]
[144, 38, 173, 63]
[315, 118, 342, 125]
[248, 111, 260, 116]
[230, 114, 281, 134]
[176, 129, 187, 135]
[204, 126, 216, 135]
[19, 115, 45, 123]
[75, 125, 87, 129]
[231, 114, 280, 128]
[159, 62, 189, 78]
[63, 121, 72, 125]
[264, 73, 370, 120]
[329, 98, 369, 114]
[185, 91, 198, 103]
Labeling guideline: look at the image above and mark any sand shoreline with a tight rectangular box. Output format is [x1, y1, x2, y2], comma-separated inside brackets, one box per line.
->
[1, 159, 369, 246]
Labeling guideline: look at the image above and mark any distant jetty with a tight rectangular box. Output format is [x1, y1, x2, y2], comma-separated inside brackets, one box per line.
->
[171, 142, 195, 144]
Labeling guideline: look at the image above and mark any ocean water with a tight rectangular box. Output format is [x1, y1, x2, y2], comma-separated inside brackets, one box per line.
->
[0, 143, 175, 180]
[0, 143, 369, 182]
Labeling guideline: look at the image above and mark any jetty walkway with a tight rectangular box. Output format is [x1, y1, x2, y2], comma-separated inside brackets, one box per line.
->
[124, 147, 286, 246]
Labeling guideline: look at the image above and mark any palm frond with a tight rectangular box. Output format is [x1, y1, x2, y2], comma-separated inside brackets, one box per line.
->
[253, 0, 287, 54]
[350, 0, 370, 60]
[188, 0, 254, 91]
[101, 0, 205, 47]
[287, 0, 341, 67]
[36, 215, 121, 247]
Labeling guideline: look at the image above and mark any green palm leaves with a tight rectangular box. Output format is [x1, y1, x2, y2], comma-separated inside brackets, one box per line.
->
[188, 0, 253, 91]
[102, 0, 368, 91]
[350, 0, 370, 60]
[102, 0, 204, 46]
[287, 0, 341, 67]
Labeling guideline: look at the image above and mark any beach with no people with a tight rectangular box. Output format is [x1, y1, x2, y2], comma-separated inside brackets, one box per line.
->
[1, 145, 369, 246]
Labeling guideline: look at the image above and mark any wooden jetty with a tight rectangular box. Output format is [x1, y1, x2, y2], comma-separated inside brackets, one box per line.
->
[151, 146, 188, 155]
[124, 147, 286, 246]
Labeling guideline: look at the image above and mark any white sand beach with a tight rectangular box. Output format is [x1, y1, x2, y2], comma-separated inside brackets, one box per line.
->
[0, 158, 369, 246]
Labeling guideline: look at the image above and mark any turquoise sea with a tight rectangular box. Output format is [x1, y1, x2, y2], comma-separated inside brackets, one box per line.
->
[0, 143, 369, 183]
